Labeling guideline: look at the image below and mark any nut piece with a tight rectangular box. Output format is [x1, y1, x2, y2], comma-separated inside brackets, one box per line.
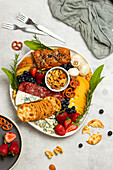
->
[49, 164, 56, 170]
[54, 149, 59, 155]
[45, 151, 54, 159]
[54, 146, 63, 155]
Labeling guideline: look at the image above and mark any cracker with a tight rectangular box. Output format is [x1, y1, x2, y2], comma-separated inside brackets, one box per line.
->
[17, 103, 37, 122]
[88, 119, 104, 128]
[87, 133, 102, 145]
[82, 125, 91, 135]
[44, 97, 61, 112]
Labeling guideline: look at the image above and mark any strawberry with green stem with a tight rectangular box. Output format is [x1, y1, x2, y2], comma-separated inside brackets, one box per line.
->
[30, 67, 37, 78]
[35, 70, 46, 84]
[0, 141, 8, 157]
[8, 141, 19, 156]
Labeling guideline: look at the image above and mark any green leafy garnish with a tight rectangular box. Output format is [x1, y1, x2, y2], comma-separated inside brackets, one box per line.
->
[24, 35, 53, 51]
[1, 54, 19, 90]
[83, 64, 104, 115]
[90, 65, 104, 93]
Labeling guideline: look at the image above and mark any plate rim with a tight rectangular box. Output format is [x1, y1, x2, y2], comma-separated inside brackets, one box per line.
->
[10, 45, 92, 138]
[0, 113, 23, 170]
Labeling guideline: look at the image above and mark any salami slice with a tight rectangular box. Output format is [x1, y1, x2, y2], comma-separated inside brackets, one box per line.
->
[18, 82, 64, 101]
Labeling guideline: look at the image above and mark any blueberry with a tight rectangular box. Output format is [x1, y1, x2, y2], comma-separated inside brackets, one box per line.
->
[78, 143, 83, 148]
[31, 77, 34, 81]
[61, 101, 64, 105]
[67, 108, 71, 112]
[63, 64, 67, 69]
[73, 110, 77, 113]
[21, 79, 25, 82]
[18, 79, 22, 83]
[61, 64, 64, 68]
[21, 77, 25, 81]
[25, 76, 29, 81]
[17, 75, 21, 80]
[72, 106, 75, 110]
[61, 108, 64, 111]
[66, 101, 69, 105]
[62, 104, 66, 108]
[69, 110, 74, 114]
[27, 72, 30, 76]
[67, 62, 72, 67]
[66, 105, 68, 109]
[32, 80, 35, 84]
[108, 131, 112, 136]
[20, 74, 24, 78]
[23, 71, 28, 75]
[65, 98, 70, 101]
[99, 109, 104, 114]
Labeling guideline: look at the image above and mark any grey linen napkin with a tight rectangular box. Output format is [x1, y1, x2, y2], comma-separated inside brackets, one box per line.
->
[48, 0, 113, 59]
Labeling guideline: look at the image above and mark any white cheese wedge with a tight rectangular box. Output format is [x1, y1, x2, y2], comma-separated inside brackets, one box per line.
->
[15, 90, 42, 106]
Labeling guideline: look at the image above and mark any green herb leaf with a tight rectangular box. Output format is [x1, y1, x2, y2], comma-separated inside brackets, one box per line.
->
[83, 64, 104, 115]
[90, 65, 104, 93]
[24, 35, 53, 51]
[1, 54, 19, 90]
[1, 68, 13, 86]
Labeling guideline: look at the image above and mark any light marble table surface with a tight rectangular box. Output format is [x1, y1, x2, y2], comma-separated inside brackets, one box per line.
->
[0, 0, 113, 170]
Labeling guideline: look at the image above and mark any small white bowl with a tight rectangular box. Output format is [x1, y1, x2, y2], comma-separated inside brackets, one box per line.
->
[45, 66, 70, 92]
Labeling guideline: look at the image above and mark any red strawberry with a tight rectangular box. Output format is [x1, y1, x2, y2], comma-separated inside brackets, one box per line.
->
[55, 124, 66, 136]
[4, 132, 16, 143]
[68, 113, 80, 122]
[66, 124, 78, 132]
[0, 143, 8, 157]
[8, 141, 19, 156]
[30, 67, 37, 78]
[56, 111, 68, 124]
[64, 119, 72, 129]
[35, 70, 45, 84]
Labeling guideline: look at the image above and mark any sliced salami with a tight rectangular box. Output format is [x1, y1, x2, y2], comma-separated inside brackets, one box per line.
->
[18, 82, 64, 101]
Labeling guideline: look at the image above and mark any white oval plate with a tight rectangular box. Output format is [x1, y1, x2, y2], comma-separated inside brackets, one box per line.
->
[10, 46, 92, 138]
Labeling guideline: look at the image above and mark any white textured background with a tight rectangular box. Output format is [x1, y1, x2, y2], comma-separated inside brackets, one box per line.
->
[0, 0, 113, 170]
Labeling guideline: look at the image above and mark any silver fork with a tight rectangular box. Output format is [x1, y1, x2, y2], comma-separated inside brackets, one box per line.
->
[17, 12, 65, 43]
[2, 22, 47, 35]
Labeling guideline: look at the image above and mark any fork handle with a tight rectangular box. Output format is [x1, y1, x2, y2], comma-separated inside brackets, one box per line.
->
[23, 28, 47, 35]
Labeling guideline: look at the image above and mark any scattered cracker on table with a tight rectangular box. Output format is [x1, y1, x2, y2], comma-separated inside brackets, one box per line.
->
[87, 133, 102, 145]
[82, 125, 91, 135]
[88, 119, 104, 128]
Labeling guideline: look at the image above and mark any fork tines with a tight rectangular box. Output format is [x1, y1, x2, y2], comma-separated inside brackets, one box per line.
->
[2, 22, 13, 30]
[17, 12, 28, 23]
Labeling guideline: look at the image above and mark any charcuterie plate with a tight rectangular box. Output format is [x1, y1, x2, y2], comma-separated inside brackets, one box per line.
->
[9, 46, 92, 138]
[0, 114, 23, 170]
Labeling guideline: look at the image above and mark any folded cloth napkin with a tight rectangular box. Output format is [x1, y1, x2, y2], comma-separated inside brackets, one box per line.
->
[48, 0, 113, 59]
